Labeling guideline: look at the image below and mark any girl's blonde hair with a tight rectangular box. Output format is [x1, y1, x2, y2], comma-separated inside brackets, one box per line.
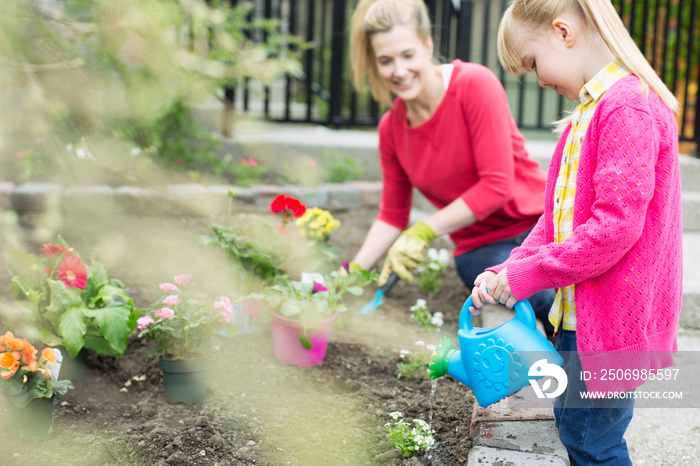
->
[349, 0, 432, 107]
[498, 0, 678, 129]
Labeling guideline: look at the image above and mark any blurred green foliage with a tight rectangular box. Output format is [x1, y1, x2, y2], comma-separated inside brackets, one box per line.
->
[0, 0, 302, 184]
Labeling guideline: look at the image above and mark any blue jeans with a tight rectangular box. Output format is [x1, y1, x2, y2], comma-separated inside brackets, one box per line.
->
[554, 330, 635, 465]
[454, 230, 556, 337]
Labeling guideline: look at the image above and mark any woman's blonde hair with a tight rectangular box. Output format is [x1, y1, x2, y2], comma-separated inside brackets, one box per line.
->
[498, 0, 678, 130]
[349, 0, 432, 107]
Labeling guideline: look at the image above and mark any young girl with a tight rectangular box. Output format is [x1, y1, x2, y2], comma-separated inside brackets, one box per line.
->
[470, 0, 682, 463]
[347, 0, 556, 335]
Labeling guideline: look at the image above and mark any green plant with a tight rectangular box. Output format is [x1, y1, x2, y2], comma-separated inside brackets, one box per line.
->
[136, 274, 239, 360]
[409, 299, 444, 332]
[385, 411, 436, 459]
[416, 248, 451, 293]
[200, 223, 286, 282]
[244, 269, 377, 347]
[229, 157, 267, 186]
[0, 331, 74, 408]
[396, 341, 435, 380]
[5, 236, 139, 358]
[118, 100, 222, 175]
[323, 151, 363, 183]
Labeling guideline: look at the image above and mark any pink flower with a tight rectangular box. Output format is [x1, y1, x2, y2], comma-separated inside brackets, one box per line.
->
[311, 281, 327, 294]
[241, 157, 260, 167]
[213, 296, 234, 323]
[15, 151, 26, 159]
[307, 160, 318, 169]
[56, 255, 89, 290]
[156, 307, 175, 319]
[174, 274, 191, 286]
[163, 295, 179, 306]
[242, 298, 264, 316]
[137, 315, 155, 330]
[159, 282, 177, 293]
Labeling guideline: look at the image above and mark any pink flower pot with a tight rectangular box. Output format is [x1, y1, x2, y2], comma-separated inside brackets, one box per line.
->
[271, 312, 337, 366]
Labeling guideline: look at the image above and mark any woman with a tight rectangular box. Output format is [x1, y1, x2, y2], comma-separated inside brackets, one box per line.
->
[348, 0, 555, 336]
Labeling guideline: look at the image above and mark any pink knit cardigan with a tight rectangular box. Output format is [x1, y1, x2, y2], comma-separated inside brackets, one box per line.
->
[488, 75, 683, 393]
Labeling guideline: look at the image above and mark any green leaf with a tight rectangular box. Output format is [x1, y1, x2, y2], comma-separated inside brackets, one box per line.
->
[88, 284, 130, 309]
[83, 334, 121, 356]
[280, 299, 302, 317]
[39, 327, 63, 347]
[57, 307, 88, 357]
[45, 279, 83, 322]
[298, 329, 313, 349]
[346, 286, 364, 296]
[83, 305, 132, 354]
[52, 380, 75, 399]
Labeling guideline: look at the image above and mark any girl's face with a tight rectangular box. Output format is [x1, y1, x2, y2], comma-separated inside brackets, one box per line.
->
[514, 21, 585, 101]
[370, 25, 434, 102]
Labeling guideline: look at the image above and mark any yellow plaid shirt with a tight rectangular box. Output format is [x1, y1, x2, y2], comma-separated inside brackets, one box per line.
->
[549, 59, 630, 332]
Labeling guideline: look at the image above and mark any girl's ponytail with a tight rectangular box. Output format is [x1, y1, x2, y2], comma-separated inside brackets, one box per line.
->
[576, 0, 679, 113]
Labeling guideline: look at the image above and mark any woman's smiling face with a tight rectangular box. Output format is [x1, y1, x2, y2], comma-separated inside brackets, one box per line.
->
[370, 24, 434, 103]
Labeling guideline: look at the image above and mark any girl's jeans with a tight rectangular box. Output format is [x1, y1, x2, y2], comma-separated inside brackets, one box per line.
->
[554, 330, 635, 465]
[454, 230, 556, 337]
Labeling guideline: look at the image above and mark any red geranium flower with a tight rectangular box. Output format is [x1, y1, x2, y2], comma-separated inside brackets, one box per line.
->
[270, 194, 288, 213]
[269, 194, 306, 234]
[286, 197, 306, 218]
[56, 255, 89, 289]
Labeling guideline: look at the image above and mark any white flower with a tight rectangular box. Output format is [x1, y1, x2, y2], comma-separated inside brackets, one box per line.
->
[438, 248, 450, 266]
[130, 147, 142, 156]
[415, 266, 425, 273]
[428, 262, 441, 271]
[75, 147, 95, 160]
[414, 340, 425, 346]
[410, 299, 427, 312]
[431, 312, 444, 327]
[426, 248, 438, 261]
[426, 344, 436, 352]
[399, 349, 410, 358]
[389, 411, 402, 420]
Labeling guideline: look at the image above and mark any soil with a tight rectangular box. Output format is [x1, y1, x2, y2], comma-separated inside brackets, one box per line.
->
[0, 206, 478, 466]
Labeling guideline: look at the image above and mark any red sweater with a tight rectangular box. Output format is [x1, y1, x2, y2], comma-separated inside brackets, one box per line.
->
[376, 60, 547, 256]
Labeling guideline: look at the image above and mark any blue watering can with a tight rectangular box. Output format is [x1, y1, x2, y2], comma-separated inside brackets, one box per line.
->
[429, 294, 564, 407]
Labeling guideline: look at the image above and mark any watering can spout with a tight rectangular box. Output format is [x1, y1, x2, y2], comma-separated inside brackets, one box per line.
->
[428, 337, 471, 388]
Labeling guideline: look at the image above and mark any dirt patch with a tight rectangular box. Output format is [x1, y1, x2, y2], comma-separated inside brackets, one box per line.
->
[0, 206, 477, 465]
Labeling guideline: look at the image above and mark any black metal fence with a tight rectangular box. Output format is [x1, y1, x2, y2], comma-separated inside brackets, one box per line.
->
[230, 0, 699, 148]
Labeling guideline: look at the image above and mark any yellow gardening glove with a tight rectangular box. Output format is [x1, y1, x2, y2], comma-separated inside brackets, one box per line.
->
[338, 261, 365, 278]
[378, 221, 437, 286]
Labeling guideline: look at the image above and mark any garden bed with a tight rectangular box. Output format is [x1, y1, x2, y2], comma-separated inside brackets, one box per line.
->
[0, 206, 477, 465]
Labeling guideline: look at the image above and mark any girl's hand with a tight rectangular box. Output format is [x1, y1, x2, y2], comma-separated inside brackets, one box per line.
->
[488, 268, 517, 309]
[469, 271, 497, 315]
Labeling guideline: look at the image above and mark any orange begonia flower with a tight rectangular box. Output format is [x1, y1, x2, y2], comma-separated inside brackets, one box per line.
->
[21, 341, 37, 364]
[5, 336, 24, 351]
[26, 360, 38, 372]
[41, 347, 57, 363]
[0, 351, 19, 370]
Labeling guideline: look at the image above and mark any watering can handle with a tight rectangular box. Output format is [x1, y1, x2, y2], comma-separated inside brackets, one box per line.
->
[459, 291, 537, 331]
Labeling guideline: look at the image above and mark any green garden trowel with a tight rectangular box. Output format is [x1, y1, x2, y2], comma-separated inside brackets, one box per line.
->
[360, 272, 399, 313]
